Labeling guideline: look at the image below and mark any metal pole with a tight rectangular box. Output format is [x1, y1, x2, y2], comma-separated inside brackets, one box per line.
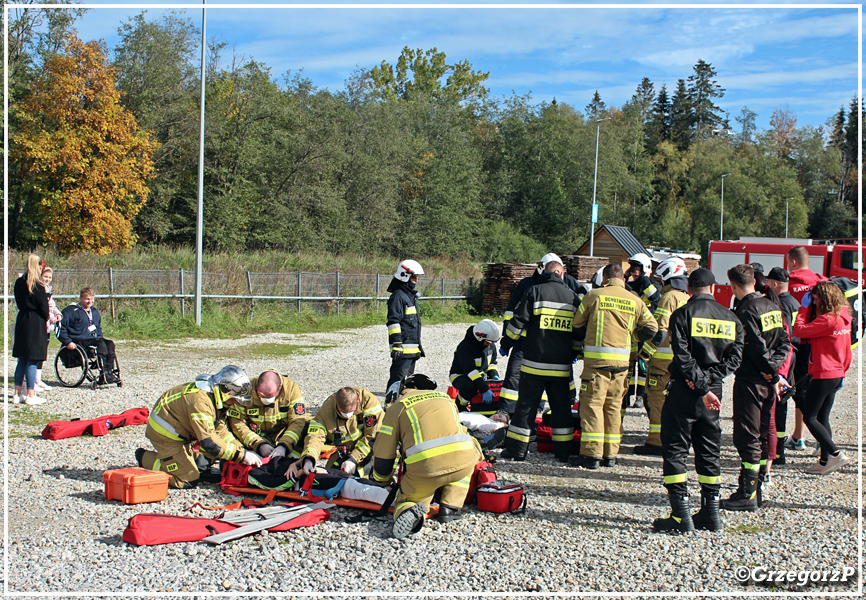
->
[180, 268, 185, 318]
[719, 173, 731, 241]
[296, 273, 302, 312]
[108, 267, 115, 321]
[194, 0, 207, 326]
[589, 117, 609, 257]
[376, 273, 380, 310]
[336, 271, 340, 314]
[786, 197, 791, 238]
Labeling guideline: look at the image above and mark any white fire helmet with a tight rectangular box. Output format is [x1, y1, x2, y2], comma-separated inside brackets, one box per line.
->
[628, 253, 652, 273]
[537, 252, 563, 274]
[656, 257, 688, 282]
[591, 266, 606, 288]
[394, 260, 424, 282]
[473, 319, 501, 343]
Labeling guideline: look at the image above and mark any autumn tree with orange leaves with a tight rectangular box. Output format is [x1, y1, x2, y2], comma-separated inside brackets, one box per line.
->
[12, 34, 156, 255]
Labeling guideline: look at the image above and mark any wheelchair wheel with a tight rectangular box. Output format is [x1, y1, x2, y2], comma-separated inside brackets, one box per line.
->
[55, 346, 89, 388]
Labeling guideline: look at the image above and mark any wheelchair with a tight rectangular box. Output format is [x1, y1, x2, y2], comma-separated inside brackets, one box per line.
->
[54, 343, 122, 389]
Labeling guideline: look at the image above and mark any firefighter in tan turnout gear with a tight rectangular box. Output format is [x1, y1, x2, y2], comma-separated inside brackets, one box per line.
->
[633, 257, 691, 456]
[572, 264, 658, 469]
[137, 365, 262, 489]
[371, 374, 484, 539]
[294, 386, 383, 476]
[227, 369, 310, 460]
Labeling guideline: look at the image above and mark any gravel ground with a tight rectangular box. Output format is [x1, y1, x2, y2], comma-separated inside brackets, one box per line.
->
[2, 322, 861, 596]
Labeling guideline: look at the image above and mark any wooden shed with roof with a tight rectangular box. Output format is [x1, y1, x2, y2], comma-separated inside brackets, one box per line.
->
[573, 224, 650, 271]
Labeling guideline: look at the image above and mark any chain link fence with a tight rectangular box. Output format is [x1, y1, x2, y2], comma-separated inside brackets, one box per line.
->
[13, 268, 469, 319]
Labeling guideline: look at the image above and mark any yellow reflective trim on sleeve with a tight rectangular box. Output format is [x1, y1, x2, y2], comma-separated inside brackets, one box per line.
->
[379, 425, 394, 436]
[284, 430, 300, 444]
[364, 405, 384, 416]
[468, 369, 483, 381]
[147, 415, 185, 441]
[387, 324, 401, 335]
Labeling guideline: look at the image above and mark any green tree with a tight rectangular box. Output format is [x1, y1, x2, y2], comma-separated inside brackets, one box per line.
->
[670, 79, 692, 151]
[645, 84, 670, 154]
[734, 106, 757, 148]
[585, 90, 607, 120]
[687, 59, 725, 140]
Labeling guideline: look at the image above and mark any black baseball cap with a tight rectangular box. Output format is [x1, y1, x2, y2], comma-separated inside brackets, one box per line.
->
[767, 267, 789, 282]
[688, 268, 715, 288]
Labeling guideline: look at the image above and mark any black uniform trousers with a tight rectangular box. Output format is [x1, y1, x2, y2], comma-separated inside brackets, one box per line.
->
[791, 341, 812, 410]
[505, 373, 573, 458]
[502, 342, 576, 417]
[774, 347, 796, 451]
[661, 379, 721, 495]
[78, 337, 117, 379]
[387, 356, 417, 389]
[732, 378, 774, 469]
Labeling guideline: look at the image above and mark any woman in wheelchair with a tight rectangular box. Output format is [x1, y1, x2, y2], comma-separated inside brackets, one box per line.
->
[56, 287, 120, 387]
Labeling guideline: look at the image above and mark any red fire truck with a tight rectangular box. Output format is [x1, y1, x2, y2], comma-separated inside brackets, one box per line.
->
[707, 237, 862, 308]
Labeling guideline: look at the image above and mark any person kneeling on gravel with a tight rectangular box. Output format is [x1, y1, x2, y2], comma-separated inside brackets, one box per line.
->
[136, 365, 263, 489]
[371, 374, 484, 539]
[227, 369, 311, 460]
[289, 386, 383, 478]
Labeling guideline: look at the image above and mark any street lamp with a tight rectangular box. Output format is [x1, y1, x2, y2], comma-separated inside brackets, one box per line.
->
[785, 197, 792, 238]
[589, 117, 611, 257]
[719, 173, 731, 241]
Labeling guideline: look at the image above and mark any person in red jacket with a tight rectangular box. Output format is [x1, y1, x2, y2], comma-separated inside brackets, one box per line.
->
[792, 280, 852, 476]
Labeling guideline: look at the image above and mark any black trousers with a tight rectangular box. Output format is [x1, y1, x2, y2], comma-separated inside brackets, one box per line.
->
[791, 342, 812, 410]
[661, 379, 721, 495]
[500, 343, 524, 415]
[802, 377, 842, 461]
[774, 348, 796, 450]
[732, 378, 774, 468]
[78, 337, 117, 373]
[452, 375, 502, 415]
[387, 356, 417, 389]
[505, 374, 572, 458]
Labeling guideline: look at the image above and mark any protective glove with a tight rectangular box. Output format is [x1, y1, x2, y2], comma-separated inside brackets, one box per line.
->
[390, 346, 403, 361]
[800, 291, 812, 308]
[481, 390, 495, 404]
[257, 443, 275, 457]
[270, 445, 287, 459]
[302, 456, 316, 475]
[572, 357, 579, 364]
[638, 358, 648, 372]
[489, 374, 501, 381]
[499, 347, 509, 357]
[340, 458, 357, 475]
[241, 451, 263, 467]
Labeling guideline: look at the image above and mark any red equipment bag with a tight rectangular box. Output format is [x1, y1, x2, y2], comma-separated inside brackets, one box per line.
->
[41, 407, 149, 440]
[447, 381, 504, 413]
[476, 480, 526, 514]
[534, 408, 582, 453]
[467, 460, 497, 504]
[122, 503, 330, 546]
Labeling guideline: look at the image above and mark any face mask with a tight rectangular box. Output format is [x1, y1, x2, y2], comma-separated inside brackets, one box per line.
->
[259, 396, 277, 406]
[338, 410, 355, 419]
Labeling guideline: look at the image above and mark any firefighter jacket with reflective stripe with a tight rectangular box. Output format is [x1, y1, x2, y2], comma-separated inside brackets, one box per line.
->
[642, 278, 690, 373]
[227, 374, 310, 453]
[503, 271, 587, 322]
[627, 274, 661, 313]
[386, 279, 422, 357]
[734, 292, 791, 384]
[501, 272, 580, 379]
[301, 387, 383, 464]
[574, 278, 658, 370]
[449, 325, 499, 393]
[371, 389, 483, 483]
[779, 292, 801, 345]
[148, 382, 244, 463]
[668, 294, 744, 397]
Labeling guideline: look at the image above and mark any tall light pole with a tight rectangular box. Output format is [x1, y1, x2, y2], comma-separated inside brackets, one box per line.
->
[195, 0, 207, 326]
[785, 197, 792, 238]
[719, 173, 731, 241]
[589, 117, 611, 257]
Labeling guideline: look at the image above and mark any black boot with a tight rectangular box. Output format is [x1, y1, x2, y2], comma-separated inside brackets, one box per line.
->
[720, 468, 759, 512]
[633, 443, 664, 456]
[692, 488, 722, 531]
[135, 448, 146, 468]
[500, 446, 527, 461]
[775, 445, 786, 465]
[757, 466, 772, 508]
[437, 504, 461, 524]
[568, 454, 600, 469]
[653, 492, 694, 533]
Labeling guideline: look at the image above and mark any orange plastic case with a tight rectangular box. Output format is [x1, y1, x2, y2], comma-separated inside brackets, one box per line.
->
[103, 467, 171, 504]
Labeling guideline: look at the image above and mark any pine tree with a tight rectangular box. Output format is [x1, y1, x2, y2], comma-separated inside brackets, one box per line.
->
[646, 84, 670, 153]
[585, 90, 606, 120]
[687, 59, 725, 140]
[670, 79, 692, 150]
[734, 106, 757, 147]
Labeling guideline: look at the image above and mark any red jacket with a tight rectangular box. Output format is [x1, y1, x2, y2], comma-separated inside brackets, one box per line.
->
[792, 306, 852, 379]
[788, 268, 826, 304]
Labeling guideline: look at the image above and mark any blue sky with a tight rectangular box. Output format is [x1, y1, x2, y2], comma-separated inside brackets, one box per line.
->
[30, 1, 862, 130]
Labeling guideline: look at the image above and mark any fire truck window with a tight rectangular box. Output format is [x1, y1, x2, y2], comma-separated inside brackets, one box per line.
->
[839, 250, 860, 271]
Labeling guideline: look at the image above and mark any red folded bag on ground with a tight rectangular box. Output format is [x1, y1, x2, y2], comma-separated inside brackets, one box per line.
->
[122, 503, 330, 546]
[42, 407, 150, 440]
[467, 460, 497, 504]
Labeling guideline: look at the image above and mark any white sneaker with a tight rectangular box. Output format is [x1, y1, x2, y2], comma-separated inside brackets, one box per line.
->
[805, 459, 824, 473]
[35, 382, 50, 392]
[817, 452, 849, 475]
[24, 395, 47, 406]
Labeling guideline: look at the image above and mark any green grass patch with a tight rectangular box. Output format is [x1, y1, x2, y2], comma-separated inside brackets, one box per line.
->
[2, 407, 70, 438]
[212, 343, 336, 360]
[728, 524, 770, 534]
[96, 298, 479, 341]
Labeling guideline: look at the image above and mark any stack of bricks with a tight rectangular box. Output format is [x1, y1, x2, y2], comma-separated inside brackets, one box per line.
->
[561, 255, 609, 281]
[482, 263, 537, 315]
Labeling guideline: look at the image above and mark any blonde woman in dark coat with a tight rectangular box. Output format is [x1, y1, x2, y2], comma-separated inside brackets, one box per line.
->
[12, 254, 50, 405]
